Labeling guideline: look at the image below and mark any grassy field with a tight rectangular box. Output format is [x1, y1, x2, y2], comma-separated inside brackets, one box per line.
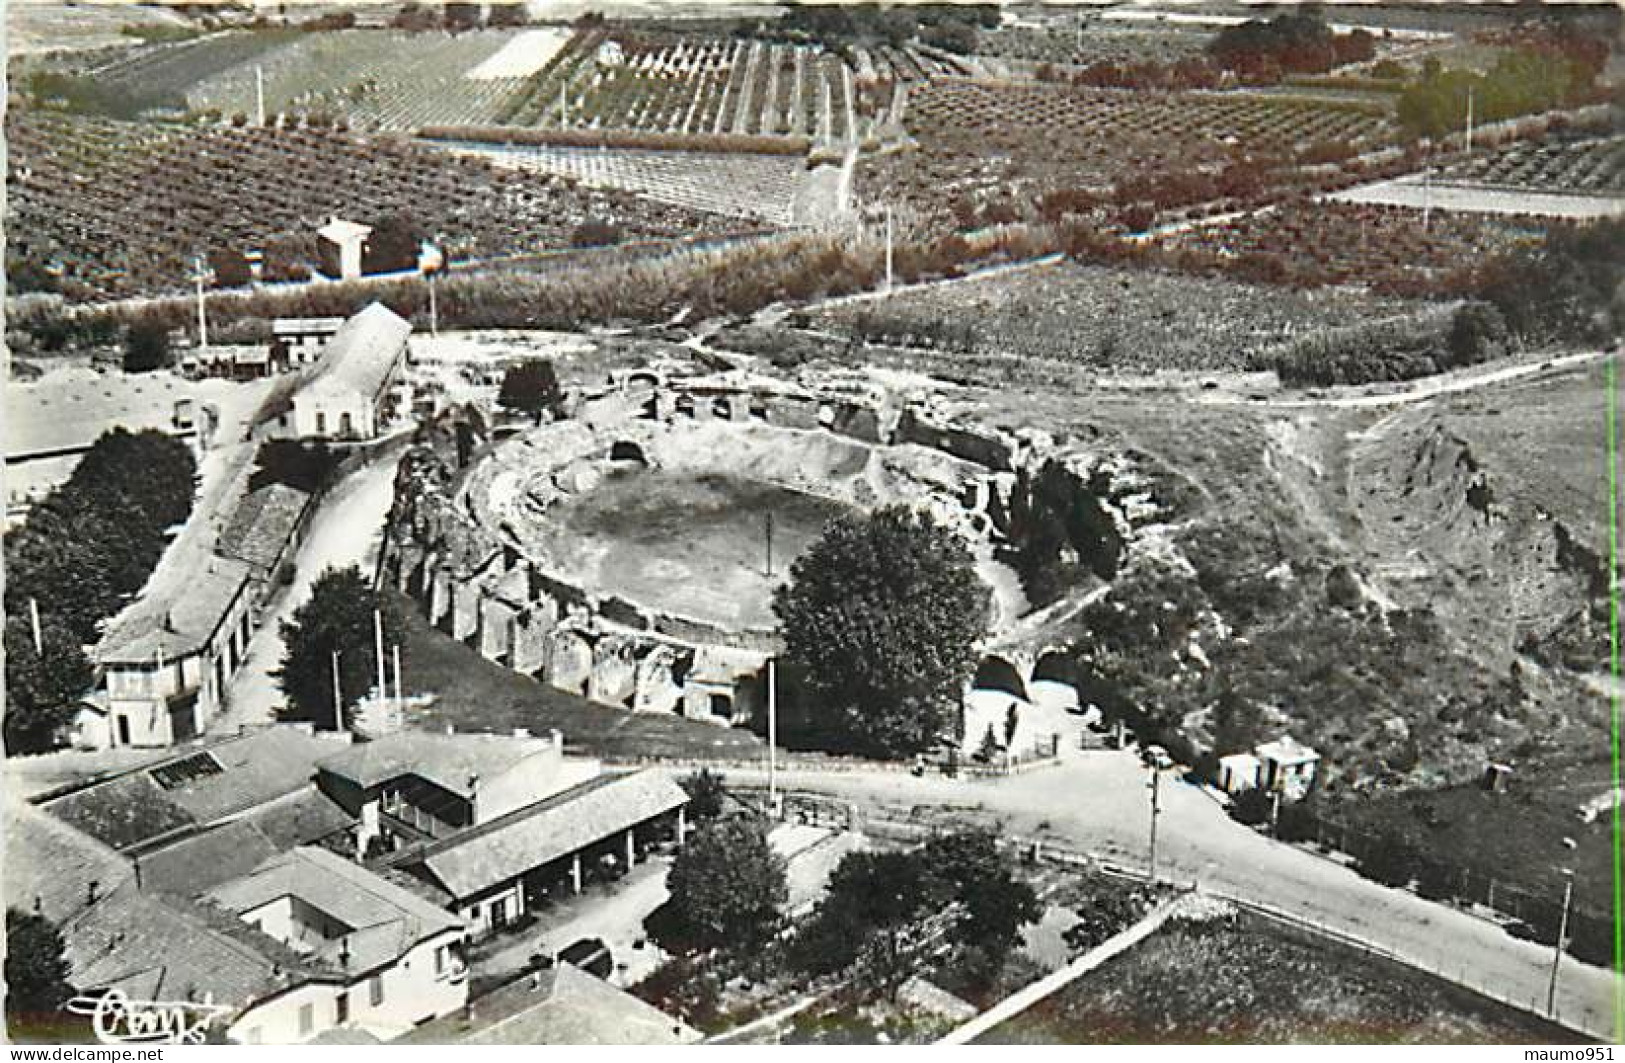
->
[540, 469, 848, 630]
[387, 589, 765, 760]
[979, 909, 1585, 1044]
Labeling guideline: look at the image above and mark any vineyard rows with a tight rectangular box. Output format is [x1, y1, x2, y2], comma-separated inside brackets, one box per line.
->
[444, 142, 809, 226]
[1437, 134, 1625, 198]
[5, 112, 739, 301]
[1156, 200, 1546, 290]
[501, 31, 861, 145]
[87, 28, 302, 110]
[183, 29, 526, 132]
[969, 23, 1211, 68]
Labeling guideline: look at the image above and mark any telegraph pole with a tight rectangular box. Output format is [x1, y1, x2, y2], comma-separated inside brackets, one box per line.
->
[331, 650, 344, 734]
[374, 609, 388, 702]
[1147, 762, 1162, 881]
[194, 255, 210, 356]
[1547, 869, 1575, 1016]
[884, 205, 894, 293]
[392, 643, 403, 717]
[764, 511, 774, 578]
[1464, 84, 1474, 153]
[28, 598, 42, 656]
[255, 65, 266, 127]
[767, 657, 779, 816]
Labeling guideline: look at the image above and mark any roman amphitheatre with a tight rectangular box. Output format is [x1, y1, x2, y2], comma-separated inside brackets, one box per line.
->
[386, 362, 1128, 748]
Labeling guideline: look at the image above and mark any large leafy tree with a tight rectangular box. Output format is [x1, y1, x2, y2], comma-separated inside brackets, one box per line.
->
[773, 507, 989, 758]
[6, 910, 74, 1031]
[4, 617, 92, 755]
[276, 566, 384, 730]
[496, 359, 564, 424]
[660, 812, 787, 953]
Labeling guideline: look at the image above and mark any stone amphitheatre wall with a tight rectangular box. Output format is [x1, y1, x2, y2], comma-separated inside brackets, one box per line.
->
[385, 373, 1094, 730]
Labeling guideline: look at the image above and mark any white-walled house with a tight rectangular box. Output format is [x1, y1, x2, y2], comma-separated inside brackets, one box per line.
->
[207, 847, 468, 1044]
[289, 303, 411, 441]
[316, 218, 373, 281]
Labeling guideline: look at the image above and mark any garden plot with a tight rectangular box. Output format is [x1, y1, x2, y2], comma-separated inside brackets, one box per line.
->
[466, 27, 572, 79]
[7, 0, 193, 55]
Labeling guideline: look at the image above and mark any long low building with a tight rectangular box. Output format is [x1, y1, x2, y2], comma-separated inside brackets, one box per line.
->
[289, 302, 411, 441]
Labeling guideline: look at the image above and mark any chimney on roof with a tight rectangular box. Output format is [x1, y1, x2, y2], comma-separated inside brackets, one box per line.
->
[340, 937, 351, 969]
[86, 880, 100, 905]
[467, 774, 479, 795]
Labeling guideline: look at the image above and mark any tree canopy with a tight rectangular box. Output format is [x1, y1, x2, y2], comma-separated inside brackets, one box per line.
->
[658, 812, 787, 953]
[773, 507, 989, 758]
[6, 910, 73, 1033]
[276, 566, 387, 730]
[4, 617, 93, 755]
[4, 428, 196, 646]
[792, 829, 1039, 984]
[496, 359, 565, 424]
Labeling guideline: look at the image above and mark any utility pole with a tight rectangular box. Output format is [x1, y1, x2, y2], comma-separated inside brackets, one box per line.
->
[767, 657, 779, 817]
[428, 270, 439, 337]
[559, 82, 568, 128]
[255, 64, 266, 128]
[373, 609, 388, 702]
[331, 650, 344, 734]
[1547, 869, 1575, 1016]
[884, 205, 894, 293]
[392, 643, 403, 718]
[1147, 763, 1162, 881]
[28, 598, 42, 656]
[194, 255, 210, 356]
[1421, 145, 1433, 233]
[764, 511, 774, 578]
[1464, 84, 1474, 153]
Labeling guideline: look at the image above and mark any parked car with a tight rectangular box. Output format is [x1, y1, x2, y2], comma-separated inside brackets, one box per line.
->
[557, 937, 613, 979]
[1141, 744, 1173, 770]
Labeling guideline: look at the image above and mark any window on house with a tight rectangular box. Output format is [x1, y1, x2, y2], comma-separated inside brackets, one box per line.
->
[315, 411, 326, 435]
[434, 945, 447, 976]
[298, 1003, 314, 1036]
[335, 992, 349, 1025]
[369, 975, 384, 1007]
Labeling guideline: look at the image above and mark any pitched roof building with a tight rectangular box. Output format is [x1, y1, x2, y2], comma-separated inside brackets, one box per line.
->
[289, 302, 410, 441]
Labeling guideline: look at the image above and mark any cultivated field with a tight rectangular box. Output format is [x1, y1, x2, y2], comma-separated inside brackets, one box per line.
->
[1157, 201, 1546, 290]
[7, 0, 193, 56]
[5, 111, 740, 300]
[807, 261, 1429, 376]
[443, 142, 811, 226]
[1438, 133, 1625, 199]
[979, 909, 1581, 1043]
[972, 21, 1211, 69]
[182, 28, 528, 131]
[858, 78, 1396, 227]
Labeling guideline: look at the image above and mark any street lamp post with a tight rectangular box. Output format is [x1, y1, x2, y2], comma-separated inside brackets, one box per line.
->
[1147, 762, 1162, 881]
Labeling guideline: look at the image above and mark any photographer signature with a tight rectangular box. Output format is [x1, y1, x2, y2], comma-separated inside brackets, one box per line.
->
[66, 989, 233, 1045]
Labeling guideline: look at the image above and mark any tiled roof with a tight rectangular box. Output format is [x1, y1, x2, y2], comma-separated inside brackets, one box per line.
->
[43, 728, 351, 850]
[300, 302, 409, 404]
[243, 786, 355, 850]
[207, 848, 462, 976]
[97, 554, 254, 663]
[317, 218, 373, 244]
[395, 963, 697, 1045]
[316, 731, 555, 799]
[4, 798, 134, 924]
[134, 821, 282, 898]
[411, 771, 687, 902]
[217, 484, 313, 576]
[63, 891, 318, 1010]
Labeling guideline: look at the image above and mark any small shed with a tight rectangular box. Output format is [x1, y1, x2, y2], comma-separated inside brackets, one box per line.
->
[1482, 761, 1514, 793]
[316, 217, 373, 280]
[1217, 752, 1261, 795]
[1256, 735, 1320, 801]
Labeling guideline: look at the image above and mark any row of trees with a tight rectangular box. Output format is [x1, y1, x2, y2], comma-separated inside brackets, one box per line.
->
[1207, 12, 1376, 82]
[4, 430, 198, 753]
[1398, 37, 1605, 140]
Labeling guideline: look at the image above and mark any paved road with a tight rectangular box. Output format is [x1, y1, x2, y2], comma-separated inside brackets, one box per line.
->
[216, 451, 403, 732]
[723, 744, 1619, 1041]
